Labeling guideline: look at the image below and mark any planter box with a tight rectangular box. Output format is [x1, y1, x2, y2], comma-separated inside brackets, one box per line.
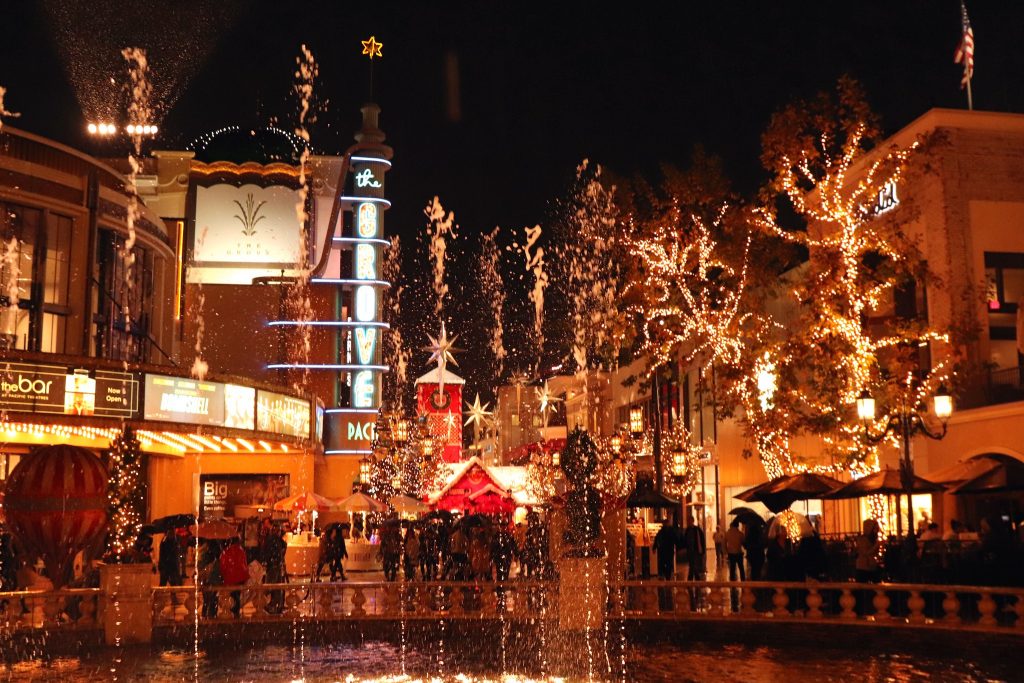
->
[99, 563, 154, 645]
[558, 555, 606, 631]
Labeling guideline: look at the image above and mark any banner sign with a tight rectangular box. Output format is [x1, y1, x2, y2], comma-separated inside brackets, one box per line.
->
[199, 473, 289, 520]
[189, 183, 304, 285]
[0, 363, 137, 418]
[144, 374, 226, 426]
[257, 389, 311, 439]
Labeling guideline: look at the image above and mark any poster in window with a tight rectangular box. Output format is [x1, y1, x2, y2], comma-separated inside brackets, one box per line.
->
[199, 473, 290, 520]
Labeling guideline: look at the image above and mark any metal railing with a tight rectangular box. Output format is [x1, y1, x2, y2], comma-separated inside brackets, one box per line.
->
[957, 365, 1024, 410]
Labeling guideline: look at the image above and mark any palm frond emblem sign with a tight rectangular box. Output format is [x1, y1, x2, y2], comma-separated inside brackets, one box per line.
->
[233, 193, 267, 237]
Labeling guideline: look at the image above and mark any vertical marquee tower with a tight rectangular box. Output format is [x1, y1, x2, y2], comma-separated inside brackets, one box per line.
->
[267, 102, 393, 496]
[321, 103, 393, 459]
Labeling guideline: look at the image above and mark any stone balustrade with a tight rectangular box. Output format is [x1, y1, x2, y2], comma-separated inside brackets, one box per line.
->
[1, 580, 1022, 640]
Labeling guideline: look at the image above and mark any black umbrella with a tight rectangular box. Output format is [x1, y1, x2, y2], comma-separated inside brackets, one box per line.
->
[423, 510, 454, 522]
[152, 513, 196, 533]
[627, 477, 681, 509]
[728, 506, 766, 527]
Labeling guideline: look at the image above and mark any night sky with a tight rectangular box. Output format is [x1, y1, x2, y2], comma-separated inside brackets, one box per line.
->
[5, 2, 1024, 239]
[4, 1, 1024, 386]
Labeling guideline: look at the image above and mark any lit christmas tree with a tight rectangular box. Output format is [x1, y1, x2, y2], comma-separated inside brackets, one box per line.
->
[106, 427, 144, 562]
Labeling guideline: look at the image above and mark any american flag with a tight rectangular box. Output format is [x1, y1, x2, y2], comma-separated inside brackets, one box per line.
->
[954, 1, 975, 87]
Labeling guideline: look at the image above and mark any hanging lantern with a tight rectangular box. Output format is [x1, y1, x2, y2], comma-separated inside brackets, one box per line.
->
[629, 405, 644, 438]
[672, 445, 686, 476]
[359, 455, 372, 482]
[395, 419, 409, 444]
[422, 440, 433, 457]
[551, 450, 561, 467]
[610, 433, 622, 454]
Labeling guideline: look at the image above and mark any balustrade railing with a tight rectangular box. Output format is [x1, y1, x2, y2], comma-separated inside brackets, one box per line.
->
[1, 580, 1021, 636]
[151, 581, 557, 624]
[0, 588, 101, 632]
[609, 580, 1024, 632]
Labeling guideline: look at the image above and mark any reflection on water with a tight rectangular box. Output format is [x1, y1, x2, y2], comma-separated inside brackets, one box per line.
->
[2, 640, 1012, 682]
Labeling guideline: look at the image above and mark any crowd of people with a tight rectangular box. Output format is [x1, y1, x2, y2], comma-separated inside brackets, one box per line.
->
[375, 511, 553, 583]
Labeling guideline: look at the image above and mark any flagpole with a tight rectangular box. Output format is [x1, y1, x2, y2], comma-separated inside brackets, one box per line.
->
[966, 76, 974, 111]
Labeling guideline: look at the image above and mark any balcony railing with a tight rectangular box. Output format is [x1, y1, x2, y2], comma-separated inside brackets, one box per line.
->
[957, 366, 1024, 410]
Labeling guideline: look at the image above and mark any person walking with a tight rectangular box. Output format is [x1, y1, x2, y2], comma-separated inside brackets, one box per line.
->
[403, 527, 420, 581]
[330, 526, 348, 581]
[492, 526, 518, 582]
[744, 524, 766, 581]
[158, 531, 183, 588]
[420, 523, 438, 580]
[855, 519, 882, 583]
[653, 520, 679, 581]
[198, 541, 223, 619]
[380, 524, 402, 581]
[220, 536, 250, 617]
[262, 526, 287, 614]
[713, 525, 726, 569]
[725, 520, 746, 611]
[683, 516, 707, 610]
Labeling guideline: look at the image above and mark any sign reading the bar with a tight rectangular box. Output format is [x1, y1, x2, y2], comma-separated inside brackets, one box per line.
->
[0, 363, 137, 418]
[257, 389, 311, 438]
[144, 374, 226, 426]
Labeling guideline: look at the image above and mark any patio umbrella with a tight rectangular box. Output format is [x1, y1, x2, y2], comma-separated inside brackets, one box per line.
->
[824, 467, 945, 499]
[735, 473, 843, 513]
[272, 491, 338, 512]
[334, 492, 388, 513]
[390, 494, 430, 514]
[950, 457, 1024, 495]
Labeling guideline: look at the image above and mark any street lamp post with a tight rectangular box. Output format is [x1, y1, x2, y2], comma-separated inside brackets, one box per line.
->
[856, 384, 954, 536]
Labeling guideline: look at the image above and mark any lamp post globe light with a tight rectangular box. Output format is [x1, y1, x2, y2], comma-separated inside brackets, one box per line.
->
[857, 383, 954, 536]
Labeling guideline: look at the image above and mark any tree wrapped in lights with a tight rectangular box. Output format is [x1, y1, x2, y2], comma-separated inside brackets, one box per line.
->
[626, 207, 753, 372]
[748, 77, 958, 480]
[367, 415, 448, 503]
[105, 427, 144, 563]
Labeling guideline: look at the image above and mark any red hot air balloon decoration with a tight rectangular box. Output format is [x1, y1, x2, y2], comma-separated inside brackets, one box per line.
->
[3, 445, 109, 588]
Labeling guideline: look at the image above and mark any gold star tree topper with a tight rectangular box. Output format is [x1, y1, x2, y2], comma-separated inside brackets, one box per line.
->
[361, 36, 383, 60]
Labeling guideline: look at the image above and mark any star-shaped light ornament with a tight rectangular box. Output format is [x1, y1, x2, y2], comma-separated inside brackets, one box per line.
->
[535, 381, 562, 422]
[464, 393, 493, 429]
[443, 412, 459, 439]
[424, 322, 460, 394]
[361, 36, 383, 60]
